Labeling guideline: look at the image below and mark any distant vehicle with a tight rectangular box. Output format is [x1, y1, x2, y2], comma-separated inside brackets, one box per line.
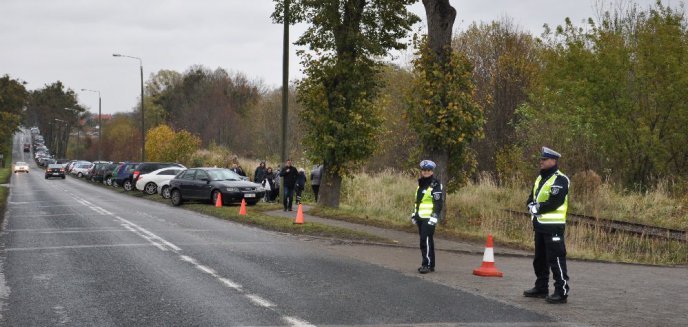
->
[135, 167, 185, 195]
[169, 168, 265, 206]
[13, 162, 29, 173]
[92, 163, 118, 183]
[23, 144, 30, 152]
[70, 162, 93, 178]
[45, 164, 66, 179]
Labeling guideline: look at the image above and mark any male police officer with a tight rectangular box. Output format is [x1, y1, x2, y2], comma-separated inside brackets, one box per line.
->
[523, 147, 571, 304]
[411, 160, 444, 274]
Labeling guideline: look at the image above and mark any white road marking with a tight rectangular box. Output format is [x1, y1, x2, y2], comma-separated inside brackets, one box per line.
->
[5, 244, 155, 252]
[56, 190, 315, 326]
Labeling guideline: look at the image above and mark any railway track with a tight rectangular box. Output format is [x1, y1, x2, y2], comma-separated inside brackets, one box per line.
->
[505, 209, 687, 242]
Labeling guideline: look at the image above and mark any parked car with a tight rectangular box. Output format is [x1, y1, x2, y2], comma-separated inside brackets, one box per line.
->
[13, 161, 29, 173]
[169, 168, 265, 206]
[136, 166, 185, 195]
[103, 163, 121, 186]
[132, 162, 186, 189]
[91, 163, 117, 183]
[45, 164, 66, 179]
[112, 162, 140, 190]
[85, 161, 111, 180]
[70, 162, 93, 178]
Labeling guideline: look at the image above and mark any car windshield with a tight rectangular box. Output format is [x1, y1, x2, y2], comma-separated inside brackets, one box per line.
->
[16, 162, 26, 165]
[207, 169, 242, 181]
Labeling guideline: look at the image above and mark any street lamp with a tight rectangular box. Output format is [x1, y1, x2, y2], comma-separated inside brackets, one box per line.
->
[81, 89, 102, 160]
[113, 53, 145, 161]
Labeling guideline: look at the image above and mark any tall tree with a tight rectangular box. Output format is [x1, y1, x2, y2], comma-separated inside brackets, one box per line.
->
[26, 82, 84, 154]
[408, 0, 484, 197]
[272, 0, 420, 207]
[0, 75, 28, 157]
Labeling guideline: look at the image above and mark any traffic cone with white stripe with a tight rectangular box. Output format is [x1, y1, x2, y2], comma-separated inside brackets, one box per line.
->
[473, 234, 504, 277]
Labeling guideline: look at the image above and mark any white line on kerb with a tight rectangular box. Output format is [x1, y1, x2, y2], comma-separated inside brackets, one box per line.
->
[62, 192, 313, 326]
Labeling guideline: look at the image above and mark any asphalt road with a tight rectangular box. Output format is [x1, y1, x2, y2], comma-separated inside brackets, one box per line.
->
[0, 131, 562, 326]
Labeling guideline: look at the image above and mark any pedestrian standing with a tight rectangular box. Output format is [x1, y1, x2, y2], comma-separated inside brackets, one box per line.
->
[295, 168, 307, 204]
[411, 160, 443, 274]
[264, 167, 278, 202]
[310, 164, 322, 202]
[254, 161, 267, 184]
[523, 147, 571, 304]
[230, 163, 246, 177]
[279, 159, 298, 211]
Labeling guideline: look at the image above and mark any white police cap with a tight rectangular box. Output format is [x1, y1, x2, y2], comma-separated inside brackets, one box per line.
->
[541, 147, 561, 159]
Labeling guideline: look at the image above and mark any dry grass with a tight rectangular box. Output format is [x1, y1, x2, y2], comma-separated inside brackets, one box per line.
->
[315, 170, 688, 265]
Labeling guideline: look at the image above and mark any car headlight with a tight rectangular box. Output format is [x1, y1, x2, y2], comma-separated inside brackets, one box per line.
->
[226, 187, 239, 192]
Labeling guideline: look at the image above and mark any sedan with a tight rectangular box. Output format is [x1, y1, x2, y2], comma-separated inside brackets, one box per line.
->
[45, 164, 66, 179]
[14, 162, 29, 173]
[169, 168, 265, 206]
[135, 167, 185, 195]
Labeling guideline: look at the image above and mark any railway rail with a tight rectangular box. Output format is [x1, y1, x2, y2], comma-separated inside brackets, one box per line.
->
[505, 209, 687, 242]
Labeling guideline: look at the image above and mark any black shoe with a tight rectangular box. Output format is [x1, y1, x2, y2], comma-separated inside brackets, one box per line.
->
[288, 208, 293, 211]
[546, 293, 568, 304]
[418, 266, 432, 274]
[523, 288, 549, 298]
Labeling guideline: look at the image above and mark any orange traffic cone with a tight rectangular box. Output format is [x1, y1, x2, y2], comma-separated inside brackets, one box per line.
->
[294, 203, 304, 224]
[215, 192, 223, 208]
[239, 198, 247, 216]
[473, 234, 504, 277]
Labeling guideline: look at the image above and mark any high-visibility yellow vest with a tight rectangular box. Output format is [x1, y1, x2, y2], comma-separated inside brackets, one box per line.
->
[532, 171, 569, 224]
[415, 185, 435, 219]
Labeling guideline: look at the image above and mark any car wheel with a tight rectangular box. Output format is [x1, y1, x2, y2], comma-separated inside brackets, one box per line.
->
[161, 186, 171, 199]
[144, 182, 157, 195]
[77, 172, 83, 178]
[246, 200, 258, 206]
[61, 176, 65, 179]
[44, 176, 48, 179]
[171, 189, 182, 206]
[211, 190, 221, 205]
[123, 180, 133, 191]
[105, 177, 112, 186]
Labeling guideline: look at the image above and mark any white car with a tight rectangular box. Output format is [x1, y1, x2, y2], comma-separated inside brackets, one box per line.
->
[70, 162, 93, 178]
[135, 167, 185, 196]
[14, 161, 29, 173]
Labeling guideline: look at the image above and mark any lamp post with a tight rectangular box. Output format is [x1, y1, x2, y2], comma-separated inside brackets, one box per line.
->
[81, 89, 101, 160]
[113, 53, 145, 161]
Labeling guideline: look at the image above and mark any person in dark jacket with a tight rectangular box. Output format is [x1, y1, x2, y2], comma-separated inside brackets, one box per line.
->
[254, 161, 267, 184]
[411, 160, 444, 274]
[230, 163, 246, 177]
[310, 165, 322, 202]
[523, 147, 571, 304]
[263, 167, 277, 202]
[279, 159, 298, 211]
[295, 168, 307, 204]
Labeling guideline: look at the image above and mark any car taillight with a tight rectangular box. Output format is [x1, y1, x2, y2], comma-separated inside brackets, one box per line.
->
[60, 169, 65, 172]
[134, 171, 140, 180]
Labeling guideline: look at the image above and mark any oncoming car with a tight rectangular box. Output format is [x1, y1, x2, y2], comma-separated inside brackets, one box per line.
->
[14, 162, 29, 173]
[168, 168, 265, 206]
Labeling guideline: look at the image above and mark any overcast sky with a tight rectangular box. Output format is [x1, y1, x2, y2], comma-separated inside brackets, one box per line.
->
[1, 0, 667, 115]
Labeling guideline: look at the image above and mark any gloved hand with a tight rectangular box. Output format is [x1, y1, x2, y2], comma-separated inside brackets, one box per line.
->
[528, 203, 539, 215]
[428, 213, 438, 226]
[411, 213, 418, 225]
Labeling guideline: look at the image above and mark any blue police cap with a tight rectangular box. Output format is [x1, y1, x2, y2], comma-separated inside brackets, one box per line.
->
[540, 147, 561, 159]
[420, 160, 436, 170]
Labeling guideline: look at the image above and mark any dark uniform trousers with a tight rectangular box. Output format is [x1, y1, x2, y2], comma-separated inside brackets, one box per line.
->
[417, 220, 436, 268]
[533, 230, 570, 296]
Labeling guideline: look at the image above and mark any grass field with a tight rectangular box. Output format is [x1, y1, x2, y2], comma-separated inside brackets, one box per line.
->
[309, 170, 688, 265]
[0, 150, 12, 229]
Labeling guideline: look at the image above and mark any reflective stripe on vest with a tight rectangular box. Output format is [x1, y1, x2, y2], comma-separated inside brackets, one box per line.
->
[415, 185, 434, 219]
[532, 171, 568, 224]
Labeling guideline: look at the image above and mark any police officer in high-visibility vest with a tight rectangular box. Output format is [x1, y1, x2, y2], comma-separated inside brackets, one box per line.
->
[523, 147, 571, 304]
[411, 160, 444, 274]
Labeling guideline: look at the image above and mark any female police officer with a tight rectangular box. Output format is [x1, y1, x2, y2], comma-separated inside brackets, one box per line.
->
[411, 160, 444, 274]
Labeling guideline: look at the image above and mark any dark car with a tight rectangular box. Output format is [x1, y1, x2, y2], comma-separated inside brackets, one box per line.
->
[45, 164, 66, 179]
[92, 163, 118, 183]
[169, 168, 265, 206]
[132, 162, 186, 190]
[23, 143, 30, 152]
[113, 162, 140, 190]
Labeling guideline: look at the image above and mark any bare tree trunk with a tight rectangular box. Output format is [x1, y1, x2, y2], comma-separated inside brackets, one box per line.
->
[423, 0, 456, 222]
[318, 164, 342, 208]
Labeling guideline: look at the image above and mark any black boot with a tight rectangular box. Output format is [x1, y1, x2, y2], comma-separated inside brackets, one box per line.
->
[523, 287, 548, 298]
[546, 293, 568, 304]
[417, 266, 432, 274]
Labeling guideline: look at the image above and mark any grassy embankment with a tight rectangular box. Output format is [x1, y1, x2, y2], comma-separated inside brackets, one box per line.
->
[0, 150, 12, 228]
[309, 170, 688, 265]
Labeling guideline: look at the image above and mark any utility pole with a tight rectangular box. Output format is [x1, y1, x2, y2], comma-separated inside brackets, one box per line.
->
[280, 0, 290, 201]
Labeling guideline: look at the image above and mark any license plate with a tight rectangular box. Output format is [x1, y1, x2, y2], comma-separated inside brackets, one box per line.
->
[244, 193, 255, 198]
[53, 173, 59, 175]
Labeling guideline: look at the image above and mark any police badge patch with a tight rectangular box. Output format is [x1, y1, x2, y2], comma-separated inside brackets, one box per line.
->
[551, 186, 561, 195]
[433, 193, 441, 200]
